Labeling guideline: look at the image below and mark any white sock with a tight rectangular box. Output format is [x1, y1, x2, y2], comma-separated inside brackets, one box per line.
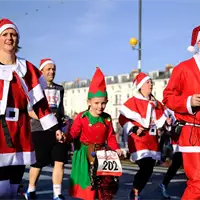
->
[53, 184, 61, 198]
[10, 184, 19, 199]
[27, 184, 36, 193]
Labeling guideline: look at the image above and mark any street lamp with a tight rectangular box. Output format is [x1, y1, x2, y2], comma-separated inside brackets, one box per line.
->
[129, 0, 142, 73]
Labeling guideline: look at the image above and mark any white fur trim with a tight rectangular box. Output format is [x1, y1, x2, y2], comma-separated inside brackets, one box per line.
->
[172, 144, 179, 153]
[123, 122, 134, 135]
[39, 60, 54, 71]
[187, 46, 195, 53]
[136, 76, 150, 90]
[29, 84, 44, 105]
[154, 113, 167, 129]
[40, 113, 58, 130]
[179, 145, 200, 152]
[130, 149, 161, 161]
[119, 103, 152, 128]
[0, 80, 10, 115]
[193, 54, 200, 70]
[186, 96, 195, 115]
[15, 58, 27, 78]
[0, 151, 36, 167]
[39, 75, 47, 90]
[0, 24, 19, 35]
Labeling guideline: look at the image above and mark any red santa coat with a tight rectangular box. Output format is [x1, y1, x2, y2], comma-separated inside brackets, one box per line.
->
[119, 93, 169, 161]
[70, 112, 119, 150]
[163, 55, 200, 152]
[0, 57, 58, 167]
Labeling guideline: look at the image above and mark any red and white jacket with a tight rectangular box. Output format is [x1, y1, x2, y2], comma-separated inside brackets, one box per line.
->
[119, 93, 170, 161]
[0, 57, 58, 167]
[163, 54, 200, 153]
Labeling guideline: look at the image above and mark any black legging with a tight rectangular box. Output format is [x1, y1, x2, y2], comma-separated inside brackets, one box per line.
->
[133, 157, 155, 192]
[0, 165, 25, 184]
[162, 152, 183, 187]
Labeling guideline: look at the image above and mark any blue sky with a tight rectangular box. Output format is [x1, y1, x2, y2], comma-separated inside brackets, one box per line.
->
[1, 0, 199, 82]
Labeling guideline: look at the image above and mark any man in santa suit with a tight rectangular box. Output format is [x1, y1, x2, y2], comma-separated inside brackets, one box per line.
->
[0, 18, 65, 199]
[163, 25, 200, 200]
[26, 59, 67, 200]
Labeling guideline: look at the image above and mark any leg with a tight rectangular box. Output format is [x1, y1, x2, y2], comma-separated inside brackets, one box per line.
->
[9, 165, 26, 199]
[0, 166, 11, 198]
[162, 152, 182, 187]
[133, 157, 155, 195]
[26, 130, 53, 198]
[28, 166, 41, 190]
[51, 142, 68, 199]
[182, 152, 200, 200]
[52, 161, 64, 198]
[134, 157, 155, 192]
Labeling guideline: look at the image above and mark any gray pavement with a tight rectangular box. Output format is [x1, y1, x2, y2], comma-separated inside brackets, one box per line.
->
[19, 162, 186, 200]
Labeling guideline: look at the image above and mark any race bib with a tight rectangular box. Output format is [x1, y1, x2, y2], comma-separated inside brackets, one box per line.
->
[149, 124, 157, 135]
[44, 89, 60, 108]
[96, 150, 122, 177]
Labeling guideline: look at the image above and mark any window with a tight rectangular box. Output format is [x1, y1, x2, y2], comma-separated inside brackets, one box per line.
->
[115, 94, 121, 105]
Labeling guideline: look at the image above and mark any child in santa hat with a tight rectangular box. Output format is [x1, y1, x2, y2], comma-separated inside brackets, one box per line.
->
[119, 72, 172, 200]
[67, 67, 122, 200]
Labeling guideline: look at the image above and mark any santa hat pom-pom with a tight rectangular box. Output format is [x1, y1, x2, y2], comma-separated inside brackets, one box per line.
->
[187, 46, 195, 53]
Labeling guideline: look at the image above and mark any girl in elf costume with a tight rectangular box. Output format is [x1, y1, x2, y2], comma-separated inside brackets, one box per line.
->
[67, 67, 122, 200]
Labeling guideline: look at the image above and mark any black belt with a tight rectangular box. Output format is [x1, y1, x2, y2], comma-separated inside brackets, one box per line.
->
[0, 115, 13, 148]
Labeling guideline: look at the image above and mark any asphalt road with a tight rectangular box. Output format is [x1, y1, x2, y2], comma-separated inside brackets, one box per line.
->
[19, 161, 186, 200]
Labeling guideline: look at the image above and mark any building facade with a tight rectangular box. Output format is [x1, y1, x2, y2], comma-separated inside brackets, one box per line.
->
[60, 65, 174, 132]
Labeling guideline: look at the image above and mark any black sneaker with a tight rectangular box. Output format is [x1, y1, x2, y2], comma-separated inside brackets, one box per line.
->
[24, 191, 36, 200]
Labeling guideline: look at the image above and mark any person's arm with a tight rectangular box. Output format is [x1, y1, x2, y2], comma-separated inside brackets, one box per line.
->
[65, 113, 82, 142]
[28, 110, 38, 120]
[163, 64, 195, 115]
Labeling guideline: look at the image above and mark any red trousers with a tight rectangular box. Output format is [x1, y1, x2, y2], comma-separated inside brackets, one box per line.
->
[182, 152, 200, 200]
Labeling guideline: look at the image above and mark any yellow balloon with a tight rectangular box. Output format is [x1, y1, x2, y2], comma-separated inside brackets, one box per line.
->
[129, 37, 138, 46]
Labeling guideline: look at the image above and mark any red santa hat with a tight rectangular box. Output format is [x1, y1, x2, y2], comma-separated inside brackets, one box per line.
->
[133, 72, 151, 90]
[0, 18, 19, 36]
[39, 58, 55, 71]
[187, 25, 200, 53]
[88, 67, 107, 99]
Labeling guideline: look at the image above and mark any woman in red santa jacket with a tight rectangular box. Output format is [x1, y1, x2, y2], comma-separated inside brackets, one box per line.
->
[163, 25, 200, 200]
[68, 67, 122, 200]
[119, 72, 172, 200]
[0, 18, 64, 199]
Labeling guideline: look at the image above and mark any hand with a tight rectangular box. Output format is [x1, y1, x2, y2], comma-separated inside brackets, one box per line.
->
[136, 127, 144, 136]
[115, 149, 123, 156]
[56, 130, 66, 143]
[191, 94, 200, 107]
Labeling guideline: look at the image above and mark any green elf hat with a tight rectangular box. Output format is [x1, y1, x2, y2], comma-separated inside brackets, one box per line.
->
[88, 67, 108, 99]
